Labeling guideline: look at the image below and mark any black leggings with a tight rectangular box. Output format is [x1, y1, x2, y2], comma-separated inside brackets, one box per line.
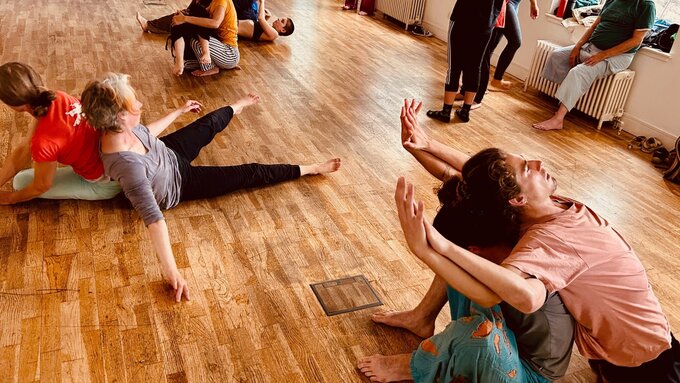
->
[159, 106, 301, 202]
[466, 0, 522, 103]
[445, 21, 494, 94]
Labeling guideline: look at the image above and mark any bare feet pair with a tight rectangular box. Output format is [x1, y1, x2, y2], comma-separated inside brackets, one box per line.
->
[356, 309, 435, 382]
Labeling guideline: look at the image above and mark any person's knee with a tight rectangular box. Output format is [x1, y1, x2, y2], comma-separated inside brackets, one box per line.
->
[12, 170, 34, 191]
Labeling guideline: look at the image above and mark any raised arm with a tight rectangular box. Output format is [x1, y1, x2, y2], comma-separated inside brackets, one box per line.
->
[146, 100, 202, 137]
[396, 177, 547, 313]
[395, 177, 503, 306]
[257, 0, 280, 41]
[401, 100, 469, 179]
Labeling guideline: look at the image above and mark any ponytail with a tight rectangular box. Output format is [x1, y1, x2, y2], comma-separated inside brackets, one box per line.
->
[0, 62, 54, 117]
[30, 88, 57, 117]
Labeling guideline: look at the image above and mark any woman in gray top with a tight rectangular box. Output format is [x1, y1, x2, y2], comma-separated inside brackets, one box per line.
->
[80, 73, 341, 302]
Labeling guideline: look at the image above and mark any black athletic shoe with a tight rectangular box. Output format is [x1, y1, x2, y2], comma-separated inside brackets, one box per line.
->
[426, 109, 451, 123]
[454, 108, 470, 123]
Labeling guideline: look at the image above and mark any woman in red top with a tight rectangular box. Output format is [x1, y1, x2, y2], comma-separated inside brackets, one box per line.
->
[0, 62, 121, 204]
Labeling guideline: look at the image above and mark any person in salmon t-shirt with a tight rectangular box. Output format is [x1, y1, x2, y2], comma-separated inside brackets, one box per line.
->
[393, 101, 680, 383]
[0, 62, 121, 204]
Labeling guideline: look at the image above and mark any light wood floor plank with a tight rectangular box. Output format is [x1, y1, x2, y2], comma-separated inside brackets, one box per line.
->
[1, 0, 679, 382]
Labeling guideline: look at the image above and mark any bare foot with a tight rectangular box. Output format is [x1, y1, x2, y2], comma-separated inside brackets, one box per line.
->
[372, 309, 435, 338]
[231, 93, 261, 114]
[357, 354, 412, 382]
[173, 59, 184, 76]
[136, 12, 148, 33]
[191, 67, 220, 77]
[490, 78, 512, 90]
[199, 52, 211, 65]
[302, 158, 342, 176]
[532, 115, 564, 131]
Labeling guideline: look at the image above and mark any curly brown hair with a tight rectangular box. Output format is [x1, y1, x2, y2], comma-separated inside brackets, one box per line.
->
[436, 148, 522, 247]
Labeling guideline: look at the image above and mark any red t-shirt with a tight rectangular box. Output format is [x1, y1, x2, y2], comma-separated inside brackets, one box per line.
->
[31, 91, 104, 180]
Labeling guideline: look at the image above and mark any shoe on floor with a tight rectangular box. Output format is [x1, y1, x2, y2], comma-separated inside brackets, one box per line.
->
[426, 109, 451, 123]
[454, 108, 470, 123]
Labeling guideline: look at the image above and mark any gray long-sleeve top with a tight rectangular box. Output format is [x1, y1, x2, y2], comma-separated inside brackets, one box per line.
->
[101, 125, 182, 226]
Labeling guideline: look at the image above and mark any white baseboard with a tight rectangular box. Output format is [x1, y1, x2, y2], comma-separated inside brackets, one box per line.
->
[620, 114, 677, 149]
[422, 21, 449, 41]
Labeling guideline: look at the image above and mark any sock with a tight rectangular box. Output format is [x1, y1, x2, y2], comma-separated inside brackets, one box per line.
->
[462, 103, 471, 111]
[442, 103, 453, 115]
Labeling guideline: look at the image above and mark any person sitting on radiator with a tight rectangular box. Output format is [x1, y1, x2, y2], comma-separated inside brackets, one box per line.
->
[532, 0, 655, 131]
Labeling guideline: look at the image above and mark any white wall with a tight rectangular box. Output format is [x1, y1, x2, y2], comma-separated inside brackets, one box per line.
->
[421, 0, 680, 146]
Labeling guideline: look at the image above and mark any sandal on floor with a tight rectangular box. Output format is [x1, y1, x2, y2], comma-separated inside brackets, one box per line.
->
[641, 137, 664, 153]
[652, 147, 670, 164]
[663, 136, 680, 183]
[655, 149, 676, 169]
[627, 135, 646, 150]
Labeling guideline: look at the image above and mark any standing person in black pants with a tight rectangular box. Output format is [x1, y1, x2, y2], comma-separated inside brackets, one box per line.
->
[426, 0, 504, 123]
[460, 0, 539, 110]
[81, 73, 341, 302]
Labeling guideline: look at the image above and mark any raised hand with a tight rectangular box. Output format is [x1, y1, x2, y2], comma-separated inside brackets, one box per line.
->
[394, 177, 429, 257]
[423, 218, 453, 256]
[180, 100, 202, 114]
[401, 99, 430, 151]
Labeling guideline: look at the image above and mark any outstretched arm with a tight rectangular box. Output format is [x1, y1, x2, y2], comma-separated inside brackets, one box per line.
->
[148, 219, 191, 302]
[146, 100, 202, 137]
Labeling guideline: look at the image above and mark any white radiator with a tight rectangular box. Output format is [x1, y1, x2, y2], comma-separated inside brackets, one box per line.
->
[375, 0, 426, 30]
[524, 40, 635, 130]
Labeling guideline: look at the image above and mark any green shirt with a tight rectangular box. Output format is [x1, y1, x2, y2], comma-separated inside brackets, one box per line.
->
[589, 0, 656, 53]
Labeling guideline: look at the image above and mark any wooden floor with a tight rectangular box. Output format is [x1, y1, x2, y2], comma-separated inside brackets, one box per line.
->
[1, 0, 679, 382]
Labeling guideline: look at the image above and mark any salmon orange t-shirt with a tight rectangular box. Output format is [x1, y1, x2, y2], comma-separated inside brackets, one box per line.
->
[503, 196, 671, 367]
[31, 91, 104, 181]
[210, 0, 238, 47]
